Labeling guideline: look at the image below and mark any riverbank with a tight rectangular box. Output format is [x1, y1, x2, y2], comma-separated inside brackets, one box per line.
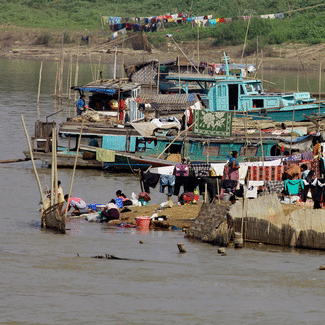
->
[89, 199, 304, 230]
[108, 201, 203, 229]
[1, 25, 324, 71]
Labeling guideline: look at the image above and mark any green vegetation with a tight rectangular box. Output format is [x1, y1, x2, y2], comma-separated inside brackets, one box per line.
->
[34, 32, 52, 46]
[1, 0, 325, 50]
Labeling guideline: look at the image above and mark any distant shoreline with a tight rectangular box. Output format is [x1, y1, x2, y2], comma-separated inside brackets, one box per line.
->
[0, 25, 323, 72]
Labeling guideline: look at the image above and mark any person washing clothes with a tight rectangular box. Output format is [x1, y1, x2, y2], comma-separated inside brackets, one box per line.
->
[63, 195, 87, 215]
[100, 199, 120, 222]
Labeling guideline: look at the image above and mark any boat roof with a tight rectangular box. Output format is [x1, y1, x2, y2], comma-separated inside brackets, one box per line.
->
[72, 79, 141, 95]
[166, 73, 264, 84]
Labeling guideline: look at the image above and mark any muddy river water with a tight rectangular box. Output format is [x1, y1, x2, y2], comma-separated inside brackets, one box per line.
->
[1, 58, 325, 324]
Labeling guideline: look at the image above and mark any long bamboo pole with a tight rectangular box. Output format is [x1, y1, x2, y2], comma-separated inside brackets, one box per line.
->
[157, 61, 160, 95]
[51, 128, 55, 205]
[290, 101, 296, 155]
[241, 16, 251, 64]
[319, 59, 322, 116]
[178, 55, 181, 94]
[54, 61, 59, 96]
[74, 43, 79, 102]
[59, 55, 65, 99]
[64, 121, 84, 220]
[21, 115, 45, 206]
[53, 126, 58, 204]
[156, 121, 197, 160]
[37, 61, 43, 106]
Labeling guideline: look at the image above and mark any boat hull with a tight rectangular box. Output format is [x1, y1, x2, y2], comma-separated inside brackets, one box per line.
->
[23, 151, 103, 169]
[41, 203, 65, 234]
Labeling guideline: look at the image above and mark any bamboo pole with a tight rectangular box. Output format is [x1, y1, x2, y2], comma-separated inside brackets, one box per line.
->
[74, 43, 79, 102]
[241, 16, 251, 64]
[64, 121, 84, 220]
[217, 178, 220, 204]
[51, 128, 55, 205]
[178, 55, 181, 94]
[197, 24, 200, 71]
[37, 61, 43, 107]
[54, 61, 59, 96]
[66, 54, 71, 98]
[156, 121, 197, 160]
[261, 49, 264, 88]
[290, 101, 296, 155]
[89, 48, 94, 81]
[21, 115, 45, 206]
[319, 59, 322, 116]
[157, 61, 160, 95]
[53, 126, 58, 204]
[59, 55, 65, 99]
[68, 52, 73, 100]
[97, 55, 102, 80]
[170, 37, 200, 74]
[297, 75, 299, 92]
[284, 77, 286, 91]
[256, 35, 258, 76]
[259, 126, 265, 185]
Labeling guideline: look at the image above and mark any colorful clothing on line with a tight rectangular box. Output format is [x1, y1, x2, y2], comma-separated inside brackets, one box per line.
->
[264, 181, 285, 194]
[160, 175, 176, 196]
[248, 165, 284, 181]
[284, 179, 304, 195]
[174, 164, 189, 177]
[189, 163, 211, 177]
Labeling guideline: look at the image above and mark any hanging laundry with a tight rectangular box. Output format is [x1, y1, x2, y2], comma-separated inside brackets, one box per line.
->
[160, 175, 176, 196]
[265, 181, 285, 195]
[284, 179, 304, 195]
[174, 164, 189, 177]
[141, 171, 160, 193]
[189, 163, 211, 177]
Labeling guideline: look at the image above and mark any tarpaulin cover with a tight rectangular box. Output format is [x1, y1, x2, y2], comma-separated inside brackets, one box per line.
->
[79, 87, 116, 94]
[278, 135, 313, 152]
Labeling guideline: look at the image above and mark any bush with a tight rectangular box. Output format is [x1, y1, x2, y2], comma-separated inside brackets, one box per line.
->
[34, 32, 52, 46]
[63, 31, 74, 44]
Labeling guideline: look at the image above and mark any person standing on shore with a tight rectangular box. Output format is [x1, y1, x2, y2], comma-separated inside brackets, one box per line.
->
[228, 151, 240, 182]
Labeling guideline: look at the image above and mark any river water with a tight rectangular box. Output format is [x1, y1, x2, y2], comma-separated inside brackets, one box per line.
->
[1, 57, 325, 324]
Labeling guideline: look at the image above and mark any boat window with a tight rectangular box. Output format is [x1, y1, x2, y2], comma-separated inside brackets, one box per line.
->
[245, 84, 253, 92]
[166, 144, 182, 154]
[253, 83, 263, 93]
[240, 85, 245, 95]
[202, 145, 220, 156]
[252, 99, 264, 108]
[240, 146, 258, 157]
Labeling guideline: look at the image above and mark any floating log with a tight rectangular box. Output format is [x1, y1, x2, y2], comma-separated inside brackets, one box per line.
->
[0, 158, 31, 164]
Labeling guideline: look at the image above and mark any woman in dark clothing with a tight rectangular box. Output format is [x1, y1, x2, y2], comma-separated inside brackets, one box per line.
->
[101, 199, 120, 222]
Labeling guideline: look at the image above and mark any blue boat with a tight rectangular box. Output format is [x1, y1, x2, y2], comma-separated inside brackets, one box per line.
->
[166, 53, 325, 122]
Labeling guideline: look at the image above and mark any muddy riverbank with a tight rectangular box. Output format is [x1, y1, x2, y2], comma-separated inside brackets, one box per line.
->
[0, 25, 324, 71]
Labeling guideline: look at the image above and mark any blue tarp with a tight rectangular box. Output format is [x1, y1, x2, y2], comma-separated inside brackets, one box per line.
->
[79, 87, 116, 94]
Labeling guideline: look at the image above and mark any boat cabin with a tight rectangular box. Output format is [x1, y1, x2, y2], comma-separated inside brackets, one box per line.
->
[72, 79, 144, 122]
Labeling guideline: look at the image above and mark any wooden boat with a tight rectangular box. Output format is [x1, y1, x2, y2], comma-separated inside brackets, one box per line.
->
[23, 120, 105, 168]
[166, 53, 325, 122]
[21, 116, 66, 233]
[41, 202, 65, 234]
